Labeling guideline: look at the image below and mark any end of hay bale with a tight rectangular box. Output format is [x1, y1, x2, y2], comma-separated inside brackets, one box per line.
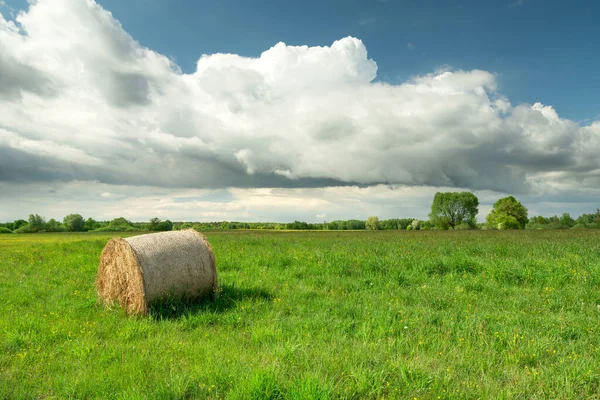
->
[97, 237, 148, 315]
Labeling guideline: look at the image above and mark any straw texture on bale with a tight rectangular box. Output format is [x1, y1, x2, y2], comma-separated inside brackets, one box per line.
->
[97, 229, 217, 315]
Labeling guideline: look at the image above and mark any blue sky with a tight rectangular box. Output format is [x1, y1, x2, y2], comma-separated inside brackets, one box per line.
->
[0, 0, 599, 222]
[6, 0, 595, 121]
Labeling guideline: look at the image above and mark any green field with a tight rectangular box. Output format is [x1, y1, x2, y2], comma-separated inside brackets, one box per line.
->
[1, 230, 600, 399]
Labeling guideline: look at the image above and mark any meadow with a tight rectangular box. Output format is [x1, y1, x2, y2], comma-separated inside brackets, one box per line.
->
[1, 230, 600, 399]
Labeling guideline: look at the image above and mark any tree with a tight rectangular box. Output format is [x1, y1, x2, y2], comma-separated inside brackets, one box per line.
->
[150, 217, 161, 230]
[429, 192, 479, 229]
[63, 214, 85, 231]
[179, 222, 193, 230]
[28, 214, 46, 229]
[110, 217, 132, 227]
[486, 196, 528, 229]
[559, 213, 575, 228]
[379, 218, 418, 230]
[93, 217, 137, 232]
[84, 218, 98, 231]
[45, 218, 66, 232]
[18, 214, 47, 232]
[366, 216, 380, 230]
[576, 209, 600, 225]
[347, 219, 366, 230]
[155, 220, 173, 231]
[287, 221, 307, 230]
[12, 219, 27, 230]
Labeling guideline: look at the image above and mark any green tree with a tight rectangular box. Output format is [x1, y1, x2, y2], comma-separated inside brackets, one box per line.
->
[429, 192, 479, 229]
[155, 220, 173, 231]
[347, 219, 366, 230]
[84, 218, 98, 231]
[380, 219, 401, 230]
[179, 222, 193, 230]
[366, 216, 380, 230]
[45, 218, 66, 232]
[150, 217, 161, 230]
[28, 214, 46, 230]
[63, 214, 85, 231]
[486, 196, 528, 229]
[92, 217, 137, 232]
[286, 221, 309, 230]
[576, 209, 599, 225]
[110, 217, 131, 227]
[559, 213, 575, 228]
[17, 214, 47, 232]
[12, 219, 27, 230]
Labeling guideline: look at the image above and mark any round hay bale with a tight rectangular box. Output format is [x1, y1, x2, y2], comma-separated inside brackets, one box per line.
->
[97, 229, 217, 315]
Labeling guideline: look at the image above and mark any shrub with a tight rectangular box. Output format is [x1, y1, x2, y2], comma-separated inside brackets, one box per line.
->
[13, 224, 37, 233]
[420, 220, 435, 230]
[455, 222, 473, 230]
[0, 227, 12, 233]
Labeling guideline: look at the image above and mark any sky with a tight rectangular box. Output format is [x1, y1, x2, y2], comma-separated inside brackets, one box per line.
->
[0, 0, 599, 223]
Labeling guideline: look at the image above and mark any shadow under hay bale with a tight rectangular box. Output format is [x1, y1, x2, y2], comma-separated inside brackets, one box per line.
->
[97, 229, 218, 315]
[148, 284, 273, 320]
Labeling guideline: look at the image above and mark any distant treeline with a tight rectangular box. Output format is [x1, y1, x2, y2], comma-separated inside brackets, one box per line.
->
[525, 211, 600, 230]
[1, 193, 599, 234]
[0, 216, 422, 233]
[2, 211, 599, 234]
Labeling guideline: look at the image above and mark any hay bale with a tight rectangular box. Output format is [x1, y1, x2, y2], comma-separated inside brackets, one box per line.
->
[97, 229, 217, 315]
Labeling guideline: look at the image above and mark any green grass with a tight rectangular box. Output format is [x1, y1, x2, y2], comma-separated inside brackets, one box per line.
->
[1, 230, 600, 399]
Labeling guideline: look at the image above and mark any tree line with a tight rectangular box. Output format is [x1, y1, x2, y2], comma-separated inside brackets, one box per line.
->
[1, 193, 599, 234]
[0, 215, 174, 234]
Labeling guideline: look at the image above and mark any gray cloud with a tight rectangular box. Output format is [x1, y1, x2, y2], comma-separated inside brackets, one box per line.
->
[0, 141, 356, 189]
[0, 53, 55, 99]
[101, 71, 151, 107]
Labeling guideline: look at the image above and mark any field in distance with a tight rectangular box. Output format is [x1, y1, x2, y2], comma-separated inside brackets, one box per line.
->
[1, 230, 600, 399]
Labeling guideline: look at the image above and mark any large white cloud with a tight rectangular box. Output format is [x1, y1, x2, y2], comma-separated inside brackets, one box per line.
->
[1, 0, 599, 220]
